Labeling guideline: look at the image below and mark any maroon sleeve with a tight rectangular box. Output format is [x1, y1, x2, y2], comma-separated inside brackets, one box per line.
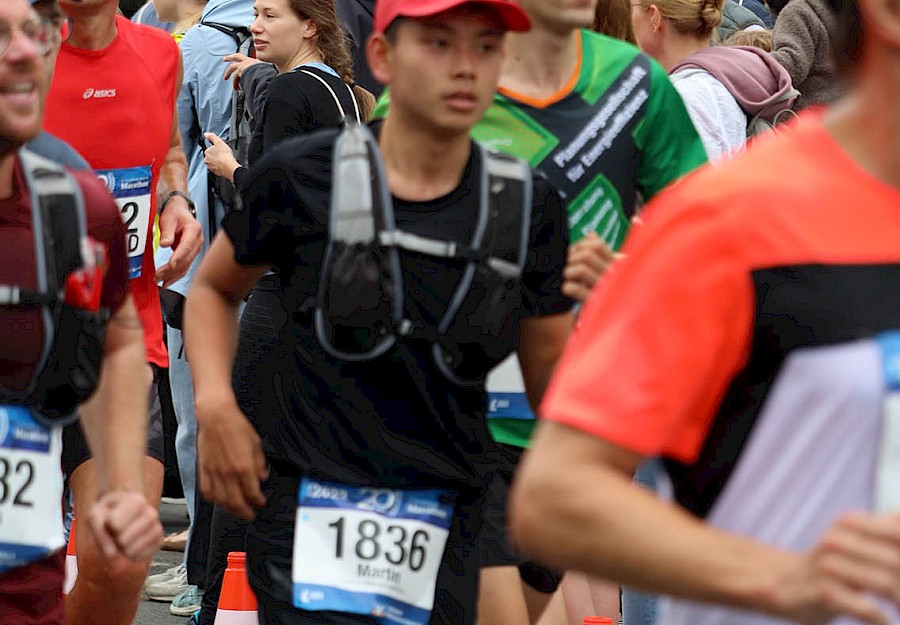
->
[71, 170, 130, 314]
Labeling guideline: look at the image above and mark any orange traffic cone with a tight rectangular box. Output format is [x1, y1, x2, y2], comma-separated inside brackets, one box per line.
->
[64, 518, 77, 595]
[214, 552, 259, 625]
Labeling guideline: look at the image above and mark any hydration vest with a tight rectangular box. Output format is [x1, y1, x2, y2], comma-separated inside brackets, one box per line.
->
[0, 150, 108, 427]
[315, 122, 533, 387]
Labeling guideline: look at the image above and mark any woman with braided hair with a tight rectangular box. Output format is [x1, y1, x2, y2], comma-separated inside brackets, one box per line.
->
[203, 0, 376, 188]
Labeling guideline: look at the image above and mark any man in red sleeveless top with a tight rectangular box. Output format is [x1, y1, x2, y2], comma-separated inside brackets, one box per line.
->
[0, 1, 163, 623]
[43, 1, 203, 623]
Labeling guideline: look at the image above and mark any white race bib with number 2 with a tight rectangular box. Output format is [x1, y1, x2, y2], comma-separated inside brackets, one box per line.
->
[292, 479, 454, 625]
[96, 166, 152, 280]
[0, 405, 64, 573]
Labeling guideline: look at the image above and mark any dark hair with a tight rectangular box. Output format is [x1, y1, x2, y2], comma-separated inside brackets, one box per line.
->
[827, 0, 863, 73]
[593, 0, 637, 44]
[289, 0, 376, 119]
[766, 0, 789, 15]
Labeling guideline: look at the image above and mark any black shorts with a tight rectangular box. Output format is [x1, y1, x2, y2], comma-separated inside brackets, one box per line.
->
[61, 364, 165, 477]
[478, 443, 522, 568]
[478, 442, 563, 594]
[246, 461, 481, 625]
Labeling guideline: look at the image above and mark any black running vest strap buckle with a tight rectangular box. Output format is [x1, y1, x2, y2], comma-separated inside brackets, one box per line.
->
[315, 122, 533, 387]
[0, 150, 108, 427]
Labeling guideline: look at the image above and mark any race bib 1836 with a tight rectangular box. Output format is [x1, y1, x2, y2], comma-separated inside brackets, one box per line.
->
[95, 166, 153, 280]
[0, 405, 64, 573]
[292, 479, 454, 625]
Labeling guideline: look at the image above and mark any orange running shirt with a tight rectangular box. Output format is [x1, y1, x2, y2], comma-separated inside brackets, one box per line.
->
[542, 112, 900, 625]
[44, 16, 179, 367]
[542, 110, 900, 510]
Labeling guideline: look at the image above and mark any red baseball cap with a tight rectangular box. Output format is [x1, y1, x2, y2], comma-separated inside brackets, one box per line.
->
[374, 0, 532, 34]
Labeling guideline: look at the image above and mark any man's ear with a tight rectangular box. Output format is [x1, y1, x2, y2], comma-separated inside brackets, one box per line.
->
[367, 32, 393, 87]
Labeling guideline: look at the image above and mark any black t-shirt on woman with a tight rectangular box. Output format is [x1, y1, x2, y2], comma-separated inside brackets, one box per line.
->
[233, 65, 360, 190]
[224, 124, 571, 499]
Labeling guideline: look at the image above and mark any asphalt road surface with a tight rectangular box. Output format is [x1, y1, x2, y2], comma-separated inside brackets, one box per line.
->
[134, 501, 192, 625]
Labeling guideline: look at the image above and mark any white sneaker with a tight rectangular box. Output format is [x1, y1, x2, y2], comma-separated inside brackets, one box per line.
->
[144, 563, 184, 589]
[145, 563, 190, 601]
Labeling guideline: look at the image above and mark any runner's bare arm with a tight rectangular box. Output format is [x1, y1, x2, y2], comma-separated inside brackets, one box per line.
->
[516, 311, 575, 412]
[184, 233, 270, 520]
[155, 51, 204, 288]
[78, 295, 162, 560]
[511, 422, 900, 625]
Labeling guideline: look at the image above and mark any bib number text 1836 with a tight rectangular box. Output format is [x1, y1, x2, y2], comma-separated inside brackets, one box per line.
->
[292, 479, 454, 625]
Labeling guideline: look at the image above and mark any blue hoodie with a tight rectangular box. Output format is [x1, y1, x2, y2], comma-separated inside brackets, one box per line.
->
[155, 0, 254, 298]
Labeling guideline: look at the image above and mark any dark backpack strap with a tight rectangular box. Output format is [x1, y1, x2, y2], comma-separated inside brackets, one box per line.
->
[482, 149, 532, 279]
[314, 121, 403, 362]
[201, 22, 253, 232]
[297, 68, 362, 125]
[375, 152, 531, 277]
[18, 149, 86, 297]
[16, 149, 87, 395]
[199, 21, 251, 49]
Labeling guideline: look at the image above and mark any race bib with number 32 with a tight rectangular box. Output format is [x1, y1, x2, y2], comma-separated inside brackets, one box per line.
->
[95, 166, 153, 280]
[0, 405, 64, 573]
[292, 479, 455, 625]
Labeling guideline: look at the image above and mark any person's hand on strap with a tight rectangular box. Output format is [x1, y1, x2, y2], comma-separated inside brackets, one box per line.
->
[223, 53, 262, 90]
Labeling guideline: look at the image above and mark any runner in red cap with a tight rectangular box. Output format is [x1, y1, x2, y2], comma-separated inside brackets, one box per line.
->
[185, 0, 576, 624]
[373, 0, 532, 32]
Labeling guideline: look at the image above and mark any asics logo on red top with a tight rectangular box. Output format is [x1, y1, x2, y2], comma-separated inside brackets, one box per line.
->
[82, 88, 117, 100]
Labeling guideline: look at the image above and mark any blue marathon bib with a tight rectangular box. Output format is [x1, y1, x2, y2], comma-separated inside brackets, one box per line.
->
[0, 405, 64, 573]
[876, 332, 900, 512]
[95, 166, 153, 280]
[292, 478, 455, 625]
